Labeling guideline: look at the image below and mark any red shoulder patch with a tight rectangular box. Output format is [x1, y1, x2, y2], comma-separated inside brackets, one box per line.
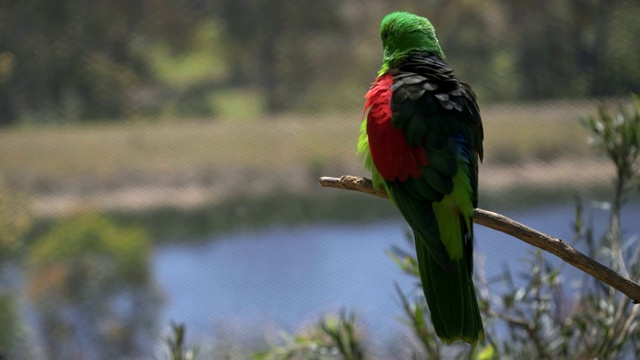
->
[364, 74, 429, 181]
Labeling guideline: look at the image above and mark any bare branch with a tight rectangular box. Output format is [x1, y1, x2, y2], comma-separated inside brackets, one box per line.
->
[319, 175, 640, 304]
[318, 175, 388, 199]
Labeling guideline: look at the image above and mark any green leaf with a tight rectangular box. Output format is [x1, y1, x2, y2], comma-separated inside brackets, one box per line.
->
[475, 344, 496, 360]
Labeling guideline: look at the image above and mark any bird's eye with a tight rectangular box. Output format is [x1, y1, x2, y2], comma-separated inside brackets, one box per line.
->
[381, 31, 389, 41]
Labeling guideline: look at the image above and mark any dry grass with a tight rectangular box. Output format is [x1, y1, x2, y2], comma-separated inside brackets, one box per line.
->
[1, 116, 353, 185]
[482, 100, 597, 163]
[0, 99, 607, 216]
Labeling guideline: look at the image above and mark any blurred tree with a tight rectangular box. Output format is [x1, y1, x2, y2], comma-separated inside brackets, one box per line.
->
[217, 0, 347, 114]
[0, 0, 639, 122]
[0, 182, 30, 263]
[25, 213, 160, 359]
[426, 1, 515, 102]
[499, 0, 640, 100]
[0, 292, 21, 357]
[0, 181, 32, 357]
[0, 1, 143, 123]
[0, 0, 210, 124]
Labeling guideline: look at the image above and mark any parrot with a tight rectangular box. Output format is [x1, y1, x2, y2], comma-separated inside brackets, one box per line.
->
[357, 11, 484, 344]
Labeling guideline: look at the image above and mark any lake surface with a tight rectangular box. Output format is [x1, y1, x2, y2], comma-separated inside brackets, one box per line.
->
[153, 201, 640, 345]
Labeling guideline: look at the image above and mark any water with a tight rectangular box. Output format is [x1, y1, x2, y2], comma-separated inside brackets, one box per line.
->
[153, 201, 640, 344]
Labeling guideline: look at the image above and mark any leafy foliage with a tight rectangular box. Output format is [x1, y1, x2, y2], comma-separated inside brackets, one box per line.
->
[582, 95, 640, 194]
[0, 181, 31, 356]
[0, 181, 31, 261]
[0, 288, 22, 357]
[253, 312, 364, 360]
[165, 322, 198, 360]
[25, 213, 160, 359]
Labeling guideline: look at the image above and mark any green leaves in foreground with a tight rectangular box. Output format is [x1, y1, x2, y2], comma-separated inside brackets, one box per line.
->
[25, 213, 159, 359]
[253, 311, 364, 360]
[581, 94, 640, 188]
[166, 322, 198, 360]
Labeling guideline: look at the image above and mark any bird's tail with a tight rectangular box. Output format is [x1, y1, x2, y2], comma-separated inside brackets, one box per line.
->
[414, 215, 484, 345]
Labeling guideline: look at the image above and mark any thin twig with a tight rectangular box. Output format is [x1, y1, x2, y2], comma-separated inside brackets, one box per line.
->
[318, 175, 640, 304]
[485, 309, 549, 359]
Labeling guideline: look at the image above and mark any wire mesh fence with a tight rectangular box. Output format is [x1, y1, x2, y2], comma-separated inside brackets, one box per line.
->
[1, 0, 639, 358]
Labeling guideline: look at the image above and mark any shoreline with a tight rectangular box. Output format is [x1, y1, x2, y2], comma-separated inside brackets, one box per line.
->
[28, 157, 614, 218]
[19, 157, 623, 245]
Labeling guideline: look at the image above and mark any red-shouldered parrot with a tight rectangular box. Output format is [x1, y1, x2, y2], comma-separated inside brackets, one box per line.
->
[357, 11, 484, 344]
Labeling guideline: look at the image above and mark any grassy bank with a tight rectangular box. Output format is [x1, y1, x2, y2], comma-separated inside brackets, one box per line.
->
[3, 99, 622, 242]
[1, 99, 600, 197]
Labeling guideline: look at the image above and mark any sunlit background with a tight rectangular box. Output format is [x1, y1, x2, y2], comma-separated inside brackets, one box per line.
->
[1, 1, 640, 358]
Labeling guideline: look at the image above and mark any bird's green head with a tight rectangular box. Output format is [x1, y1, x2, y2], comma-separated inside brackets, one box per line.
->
[379, 12, 444, 69]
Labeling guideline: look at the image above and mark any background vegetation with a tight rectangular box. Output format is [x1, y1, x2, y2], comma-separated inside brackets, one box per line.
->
[1, 0, 639, 125]
[1, 0, 640, 358]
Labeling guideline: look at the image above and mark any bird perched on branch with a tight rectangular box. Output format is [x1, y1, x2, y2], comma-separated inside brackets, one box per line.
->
[357, 11, 484, 344]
